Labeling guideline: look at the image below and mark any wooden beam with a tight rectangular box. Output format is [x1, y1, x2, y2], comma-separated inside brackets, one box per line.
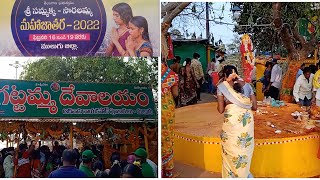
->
[143, 123, 149, 158]
[69, 123, 73, 149]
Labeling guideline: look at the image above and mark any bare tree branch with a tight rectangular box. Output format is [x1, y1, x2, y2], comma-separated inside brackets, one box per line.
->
[272, 2, 298, 60]
[161, 2, 191, 59]
[293, 25, 306, 46]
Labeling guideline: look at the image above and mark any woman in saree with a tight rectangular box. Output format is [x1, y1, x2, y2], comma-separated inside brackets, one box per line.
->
[161, 61, 178, 178]
[126, 16, 153, 57]
[179, 58, 199, 106]
[217, 65, 257, 178]
[106, 3, 133, 56]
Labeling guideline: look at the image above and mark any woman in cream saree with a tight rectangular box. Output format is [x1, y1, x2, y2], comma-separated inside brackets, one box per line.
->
[217, 65, 257, 178]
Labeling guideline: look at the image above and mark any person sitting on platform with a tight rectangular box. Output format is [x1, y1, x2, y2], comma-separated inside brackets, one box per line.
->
[293, 67, 315, 106]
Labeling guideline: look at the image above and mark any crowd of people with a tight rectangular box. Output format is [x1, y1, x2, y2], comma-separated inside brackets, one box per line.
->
[0, 141, 157, 178]
[162, 56, 257, 177]
[169, 50, 226, 108]
[256, 58, 283, 100]
[257, 58, 320, 107]
[162, 50, 320, 178]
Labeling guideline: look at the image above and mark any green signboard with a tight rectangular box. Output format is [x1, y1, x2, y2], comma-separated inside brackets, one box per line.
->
[0, 80, 155, 119]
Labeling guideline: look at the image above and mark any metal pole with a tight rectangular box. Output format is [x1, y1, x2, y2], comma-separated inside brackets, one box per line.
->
[206, 2, 209, 39]
[206, 2, 210, 64]
[16, 67, 18, 80]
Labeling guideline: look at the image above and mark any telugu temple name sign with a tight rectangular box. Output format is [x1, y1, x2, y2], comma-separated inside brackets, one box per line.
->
[0, 80, 155, 119]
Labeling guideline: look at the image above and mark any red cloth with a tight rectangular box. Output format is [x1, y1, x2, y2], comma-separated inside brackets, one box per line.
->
[211, 72, 219, 86]
[16, 152, 31, 178]
[31, 159, 41, 178]
[167, 36, 174, 59]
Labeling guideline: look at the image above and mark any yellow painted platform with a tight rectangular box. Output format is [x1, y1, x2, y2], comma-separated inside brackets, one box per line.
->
[173, 102, 320, 177]
[173, 132, 319, 177]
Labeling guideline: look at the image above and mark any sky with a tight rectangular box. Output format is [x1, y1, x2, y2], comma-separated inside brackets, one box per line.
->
[170, 2, 236, 45]
[206, 2, 236, 45]
[0, 57, 40, 79]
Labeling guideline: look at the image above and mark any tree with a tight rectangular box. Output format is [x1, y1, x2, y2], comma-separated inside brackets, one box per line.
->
[161, 2, 229, 59]
[232, 2, 320, 102]
[232, 2, 320, 60]
[21, 57, 158, 99]
[161, 2, 191, 59]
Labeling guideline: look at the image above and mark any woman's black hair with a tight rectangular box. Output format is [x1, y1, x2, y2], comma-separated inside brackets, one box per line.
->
[112, 3, 133, 25]
[222, 65, 243, 94]
[122, 164, 143, 178]
[32, 149, 41, 160]
[92, 161, 103, 171]
[174, 56, 181, 63]
[185, 58, 192, 65]
[129, 16, 150, 41]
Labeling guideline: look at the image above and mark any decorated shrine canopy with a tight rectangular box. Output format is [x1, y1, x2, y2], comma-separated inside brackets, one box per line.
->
[0, 80, 156, 119]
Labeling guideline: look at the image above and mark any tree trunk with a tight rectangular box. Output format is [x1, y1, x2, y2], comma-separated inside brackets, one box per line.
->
[161, 2, 191, 60]
[272, 2, 317, 102]
[272, 3, 297, 61]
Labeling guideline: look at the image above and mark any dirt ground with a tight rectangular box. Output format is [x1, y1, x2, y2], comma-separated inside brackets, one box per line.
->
[175, 93, 311, 139]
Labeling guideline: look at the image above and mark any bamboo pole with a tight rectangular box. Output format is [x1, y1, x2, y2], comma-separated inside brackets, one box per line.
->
[13, 133, 20, 178]
[143, 123, 149, 158]
[69, 123, 73, 149]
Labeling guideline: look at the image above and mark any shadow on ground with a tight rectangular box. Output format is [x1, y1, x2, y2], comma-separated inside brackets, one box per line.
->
[174, 161, 221, 178]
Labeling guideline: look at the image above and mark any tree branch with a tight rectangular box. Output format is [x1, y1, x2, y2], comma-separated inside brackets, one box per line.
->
[161, 2, 191, 59]
[293, 25, 306, 46]
[161, 2, 182, 18]
[163, 2, 191, 29]
[272, 2, 297, 60]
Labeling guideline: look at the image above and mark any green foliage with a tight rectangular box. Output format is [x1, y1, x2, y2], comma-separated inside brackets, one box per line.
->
[21, 57, 158, 94]
[231, 2, 320, 54]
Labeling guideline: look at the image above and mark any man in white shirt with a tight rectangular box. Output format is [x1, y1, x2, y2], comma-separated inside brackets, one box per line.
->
[293, 67, 314, 106]
[268, 59, 283, 100]
[3, 148, 14, 178]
